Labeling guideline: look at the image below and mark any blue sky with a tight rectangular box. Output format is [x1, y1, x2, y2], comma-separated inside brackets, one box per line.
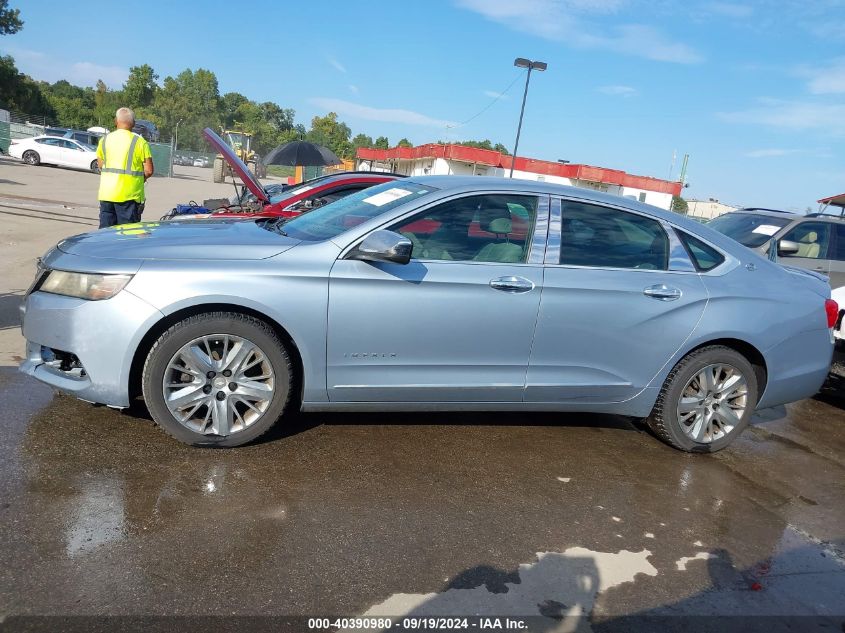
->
[3, 0, 844, 210]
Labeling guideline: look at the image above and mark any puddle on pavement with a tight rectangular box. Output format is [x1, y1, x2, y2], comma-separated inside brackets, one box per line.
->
[1, 371, 843, 620]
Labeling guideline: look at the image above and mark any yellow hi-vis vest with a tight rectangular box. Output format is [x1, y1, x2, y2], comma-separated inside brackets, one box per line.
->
[97, 129, 151, 202]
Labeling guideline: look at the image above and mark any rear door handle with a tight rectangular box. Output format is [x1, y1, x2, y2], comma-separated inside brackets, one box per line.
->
[490, 276, 535, 293]
[643, 284, 682, 301]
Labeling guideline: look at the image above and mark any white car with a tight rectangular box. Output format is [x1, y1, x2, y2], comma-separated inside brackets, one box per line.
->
[9, 135, 100, 173]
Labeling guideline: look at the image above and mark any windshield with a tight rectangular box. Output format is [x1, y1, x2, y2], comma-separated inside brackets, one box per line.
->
[707, 213, 792, 248]
[277, 181, 438, 242]
[268, 180, 319, 204]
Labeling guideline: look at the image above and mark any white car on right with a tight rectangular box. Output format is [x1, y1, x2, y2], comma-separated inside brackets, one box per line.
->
[9, 135, 100, 173]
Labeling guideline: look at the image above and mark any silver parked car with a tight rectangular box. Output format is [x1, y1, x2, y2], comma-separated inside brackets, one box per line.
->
[20, 177, 836, 451]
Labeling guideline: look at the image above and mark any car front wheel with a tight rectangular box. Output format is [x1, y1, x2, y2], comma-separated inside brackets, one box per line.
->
[646, 345, 758, 452]
[22, 150, 40, 166]
[90, 160, 100, 173]
[142, 312, 292, 447]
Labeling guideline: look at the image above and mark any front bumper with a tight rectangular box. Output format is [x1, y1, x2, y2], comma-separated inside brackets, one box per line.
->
[19, 289, 164, 407]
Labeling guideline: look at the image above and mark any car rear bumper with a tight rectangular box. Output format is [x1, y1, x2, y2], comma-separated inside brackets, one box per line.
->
[757, 327, 833, 409]
[19, 290, 164, 407]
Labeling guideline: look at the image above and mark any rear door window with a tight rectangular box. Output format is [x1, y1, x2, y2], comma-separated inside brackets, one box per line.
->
[559, 201, 669, 270]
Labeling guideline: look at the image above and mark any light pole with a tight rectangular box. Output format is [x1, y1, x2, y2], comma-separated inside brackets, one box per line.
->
[509, 58, 547, 178]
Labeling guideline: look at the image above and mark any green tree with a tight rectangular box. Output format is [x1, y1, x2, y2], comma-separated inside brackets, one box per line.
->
[374, 136, 389, 149]
[306, 112, 352, 159]
[153, 68, 222, 150]
[92, 79, 123, 126]
[437, 139, 510, 155]
[123, 64, 158, 109]
[0, 0, 22, 35]
[671, 195, 688, 215]
[351, 133, 373, 155]
[0, 55, 53, 114]
[397, 137, 413, 148]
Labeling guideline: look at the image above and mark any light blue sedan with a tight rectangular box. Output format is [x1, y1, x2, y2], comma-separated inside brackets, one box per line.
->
[19, 177, 836, 451]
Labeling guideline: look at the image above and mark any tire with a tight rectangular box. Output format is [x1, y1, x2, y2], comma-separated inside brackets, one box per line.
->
[22, 150, 40, 166]
[646, 345, 758, 453]
[141, 312, 293, 447]
[212, 156, 226, 183]
[90, 160, 100, 173]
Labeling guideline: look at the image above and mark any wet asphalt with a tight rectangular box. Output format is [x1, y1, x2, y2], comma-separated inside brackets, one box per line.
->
[1, 366, 844, 631]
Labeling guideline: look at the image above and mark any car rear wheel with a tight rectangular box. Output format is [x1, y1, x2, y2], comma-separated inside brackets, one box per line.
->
[142, 312, 292, 447]
[90, 160, 100, 173]
[646, 345, 757, 453]
[22, 150, 40, 166]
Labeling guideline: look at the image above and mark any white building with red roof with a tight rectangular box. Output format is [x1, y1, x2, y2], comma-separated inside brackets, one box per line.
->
[356, 143, 683, 210]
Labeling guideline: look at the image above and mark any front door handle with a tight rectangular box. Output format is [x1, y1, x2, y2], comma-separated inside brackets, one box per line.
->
[490, 276, 535, 293]
[643, 284, 682, 301]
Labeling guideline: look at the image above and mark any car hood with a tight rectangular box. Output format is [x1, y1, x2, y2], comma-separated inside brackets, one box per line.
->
[57, 219, 299, 260]
[203, 127, 268, 203]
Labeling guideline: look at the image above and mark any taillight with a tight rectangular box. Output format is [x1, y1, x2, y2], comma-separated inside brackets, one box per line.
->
[825, 299, 838, 329]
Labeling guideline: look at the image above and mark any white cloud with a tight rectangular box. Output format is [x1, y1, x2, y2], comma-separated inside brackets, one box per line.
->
[456, 0, 703, 63]
[804, 19, 845, 40]
[744, 148, 803, 158]
[483, 89, 509, 99]
[326, 56, 347, 73]
[597, 84, 638, 96]
[703, 2, 754, 18]
[309, 98, 458, 128]
[348, 84, 359, 94]
[4, 47, 127, 88]
[720, 98, 845, 135]
[799, 58, 845, 94]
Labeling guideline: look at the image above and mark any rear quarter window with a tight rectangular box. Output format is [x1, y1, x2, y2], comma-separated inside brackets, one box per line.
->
[679, 232, 725, 272]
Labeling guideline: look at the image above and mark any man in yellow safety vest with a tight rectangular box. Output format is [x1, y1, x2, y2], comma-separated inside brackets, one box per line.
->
[96, 107, 154, 228]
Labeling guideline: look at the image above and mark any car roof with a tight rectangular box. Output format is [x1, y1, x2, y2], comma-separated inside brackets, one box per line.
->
[400, 175, 770, 256]
[724, 207, 800, 218]
[310, 171, 404, 185]
[724, 207, 845, 223]
[403, 174, 679, 220]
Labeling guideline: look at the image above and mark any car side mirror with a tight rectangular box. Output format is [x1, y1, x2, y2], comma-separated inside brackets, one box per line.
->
[777, 239, 800, 256]
[348, 230, 413, 265]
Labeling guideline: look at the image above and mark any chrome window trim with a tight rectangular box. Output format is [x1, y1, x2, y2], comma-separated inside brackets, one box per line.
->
[546, 196, 697, 273]
[527, 194, 550, 264]
[662, 221, 697, 272]
[339, 190, 548, 265]
[546, 197, 562, 265]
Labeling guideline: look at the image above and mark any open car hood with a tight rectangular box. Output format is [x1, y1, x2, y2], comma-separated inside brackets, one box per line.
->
[202, 127, 269, 204]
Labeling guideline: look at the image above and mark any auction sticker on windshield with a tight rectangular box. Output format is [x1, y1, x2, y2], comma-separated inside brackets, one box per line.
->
[752, 224, 781, 236]
[363, 188, 414, 207]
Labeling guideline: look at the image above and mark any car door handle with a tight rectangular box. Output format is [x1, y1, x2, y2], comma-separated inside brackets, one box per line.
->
[643, 284, 682, 301]
[490, 276, 535, 293]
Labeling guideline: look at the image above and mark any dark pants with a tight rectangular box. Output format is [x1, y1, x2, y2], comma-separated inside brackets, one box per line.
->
[99, 200, 144, 228]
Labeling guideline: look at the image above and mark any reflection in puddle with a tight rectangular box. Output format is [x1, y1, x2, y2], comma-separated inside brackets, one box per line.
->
[65, 475, 125, 556]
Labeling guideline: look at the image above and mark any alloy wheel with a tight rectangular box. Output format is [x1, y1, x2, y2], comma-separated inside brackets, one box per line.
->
[162, 334, 275, 436]
[676, 363, 748, 443]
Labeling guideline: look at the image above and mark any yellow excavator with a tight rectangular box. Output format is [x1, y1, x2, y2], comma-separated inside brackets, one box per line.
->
[212, 129, 267, 183]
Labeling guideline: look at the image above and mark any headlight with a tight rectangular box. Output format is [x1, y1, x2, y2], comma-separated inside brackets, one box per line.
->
[39, 270, 133, 300]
